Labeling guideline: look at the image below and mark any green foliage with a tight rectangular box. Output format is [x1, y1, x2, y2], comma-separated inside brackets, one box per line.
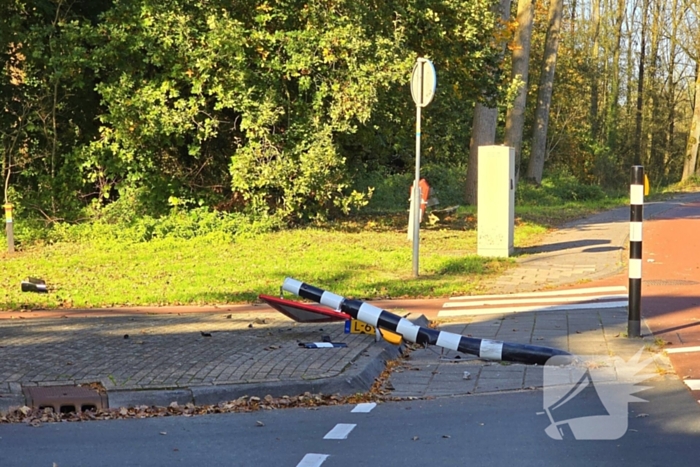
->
[355, 171, 414, 212]
[421, 164, 468, 206]
[60, 209, 280, 246]
[354, 165, 467, 212]
[3, 0, 506, 224]
[11, 190, 283, 249]
[516, 169, 606, 206]
[1, 0, 107, 216]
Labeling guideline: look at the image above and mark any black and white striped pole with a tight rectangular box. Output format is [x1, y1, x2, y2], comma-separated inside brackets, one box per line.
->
[628, 166, 644, 338]
[283, 278, 572, 366]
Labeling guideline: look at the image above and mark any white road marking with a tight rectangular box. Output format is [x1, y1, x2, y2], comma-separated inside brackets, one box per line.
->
[448, 286, 627, 300]
[323, 423, 356, 440]
[683, 380, 700, 391]
[296, 453, 329, 467]
[439, 301, 628, 317]
[442, 286, 629, 317]
[442, 294, 627, 308]
[666, 346, 700, 354]
[351, 402, 377, 413]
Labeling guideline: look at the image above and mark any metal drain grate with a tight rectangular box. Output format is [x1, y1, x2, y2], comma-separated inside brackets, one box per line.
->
[643, 280, 699, 286]
[23, 386, 107, 413]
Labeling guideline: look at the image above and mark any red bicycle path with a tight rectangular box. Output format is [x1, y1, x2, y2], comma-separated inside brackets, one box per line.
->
[640, 199, 700, 397]
[573, 199, 700, 401]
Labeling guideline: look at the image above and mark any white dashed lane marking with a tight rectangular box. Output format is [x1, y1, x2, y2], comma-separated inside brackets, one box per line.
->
[299, 403, 375, 464]
[323, 423, 357, 440]
[296, 453, 329, 467]
[351, 402, 377, 413]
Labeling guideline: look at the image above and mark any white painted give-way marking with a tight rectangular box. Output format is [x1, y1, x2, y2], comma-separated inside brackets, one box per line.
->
[351, 402, 377, 413]
[439, 286, 628, 317]
[296, 453, 329, 467]
[323, 423, 357, 440]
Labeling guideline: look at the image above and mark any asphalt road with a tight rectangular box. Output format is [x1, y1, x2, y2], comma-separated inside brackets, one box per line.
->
[1, 379, 698, 467]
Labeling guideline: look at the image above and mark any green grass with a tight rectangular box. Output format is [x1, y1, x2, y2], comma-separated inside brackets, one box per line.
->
[0, 202, 603, 311]
[0, 226, 504, 310]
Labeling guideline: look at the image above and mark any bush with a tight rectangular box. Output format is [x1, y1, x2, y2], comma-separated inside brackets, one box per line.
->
[354, 165, 466, 212]
[516, 170, 606, 205]
[11, 205, 284, 249]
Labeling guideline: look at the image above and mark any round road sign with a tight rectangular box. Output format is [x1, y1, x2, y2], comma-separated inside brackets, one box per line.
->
[410, 58, 436, 107]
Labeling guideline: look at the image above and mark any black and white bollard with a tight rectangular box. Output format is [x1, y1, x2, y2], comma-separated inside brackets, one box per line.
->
[4, 203, 14, 253]
[628, 166, 644, 338]
[283, 277, 572, 366]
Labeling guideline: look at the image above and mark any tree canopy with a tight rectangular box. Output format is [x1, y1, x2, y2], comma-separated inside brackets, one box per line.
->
[2, 0, 503, 222]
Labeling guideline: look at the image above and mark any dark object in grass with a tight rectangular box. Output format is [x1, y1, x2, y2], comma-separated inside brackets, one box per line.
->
[21, 277, 48, 293]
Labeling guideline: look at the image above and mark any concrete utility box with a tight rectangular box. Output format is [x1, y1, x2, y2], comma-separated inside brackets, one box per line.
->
[477, 145, 515, 257]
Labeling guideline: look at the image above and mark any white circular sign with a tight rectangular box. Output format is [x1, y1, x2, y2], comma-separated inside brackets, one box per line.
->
[410, 58, 436, 107]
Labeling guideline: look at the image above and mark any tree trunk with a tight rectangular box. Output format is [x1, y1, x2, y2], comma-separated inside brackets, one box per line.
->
[634, 0, 649, 167]
[682, 60, 700, 180]
[589, 0, 601, 140]
[646, 0, 663, 176]
[605, 0, 627, 152]
[664, 0, 680, 178]
[504, 0, 534, 186]
[466, 106, 497, 205]
[526, 0, 564, 184]
[465, 0, 512, 205]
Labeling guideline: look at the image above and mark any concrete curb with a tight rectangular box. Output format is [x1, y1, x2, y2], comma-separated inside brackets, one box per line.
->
[0, 395, 26, 414]
[103, 316, 429, 409]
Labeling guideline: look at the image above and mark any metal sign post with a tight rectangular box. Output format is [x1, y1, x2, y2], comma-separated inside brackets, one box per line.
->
[409, 58, 436, 277]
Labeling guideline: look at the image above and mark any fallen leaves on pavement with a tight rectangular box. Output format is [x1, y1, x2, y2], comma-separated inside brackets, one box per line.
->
[0, 354, 411, 425]
[0, 391, 405, 426]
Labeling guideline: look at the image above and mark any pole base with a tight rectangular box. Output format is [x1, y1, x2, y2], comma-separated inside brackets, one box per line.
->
[628, 320, 641, 338]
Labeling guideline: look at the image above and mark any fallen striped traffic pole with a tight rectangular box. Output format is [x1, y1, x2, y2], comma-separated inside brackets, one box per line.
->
[283, 278, 572, 366]
[628, 166, 644, 338]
